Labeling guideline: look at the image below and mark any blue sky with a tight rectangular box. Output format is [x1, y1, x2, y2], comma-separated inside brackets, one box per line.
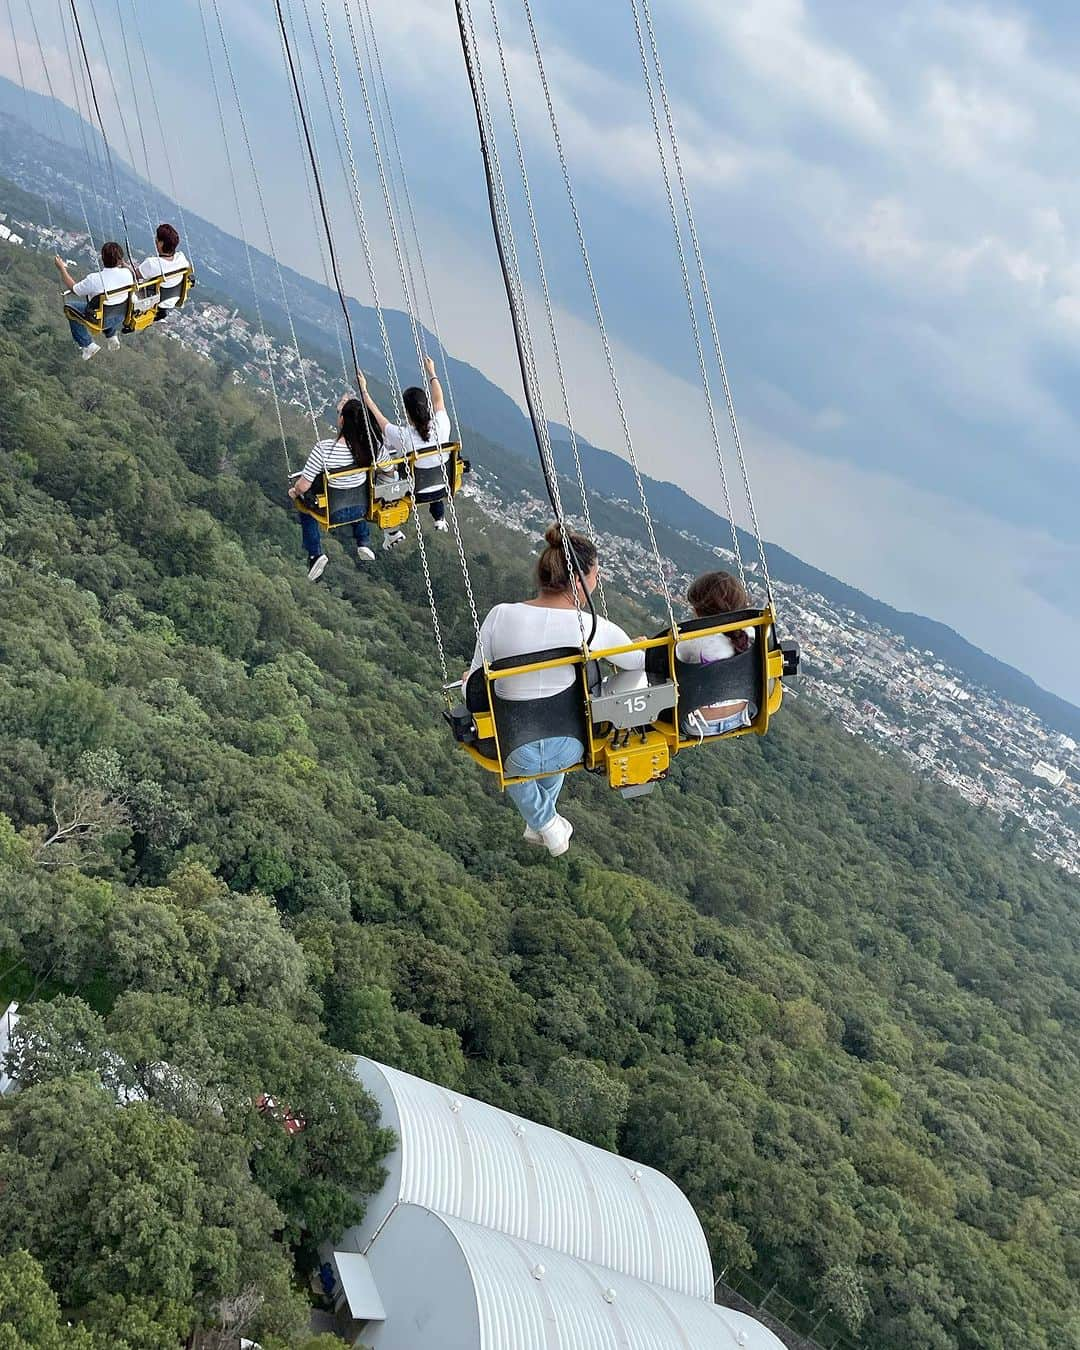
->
[3, 0, 1080, 704]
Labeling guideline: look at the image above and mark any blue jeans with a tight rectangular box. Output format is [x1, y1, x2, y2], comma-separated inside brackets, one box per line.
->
[682, 706, 752, 736]
[67, 299, 120, 349]
[300, 503, 369, 558]
[504, 736, 584, 831]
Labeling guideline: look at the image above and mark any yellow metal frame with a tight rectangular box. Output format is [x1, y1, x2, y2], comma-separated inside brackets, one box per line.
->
[459, 608, 783, 793]
[293, 441, 465, 531]
[62, 266, 196, 337]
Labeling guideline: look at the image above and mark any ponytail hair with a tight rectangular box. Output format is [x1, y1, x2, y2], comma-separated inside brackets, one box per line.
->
[402, 386, 433, 442]
[686, 570, 752, 653]
[537, 523, 597, 593]
[338, 397, 381, 469]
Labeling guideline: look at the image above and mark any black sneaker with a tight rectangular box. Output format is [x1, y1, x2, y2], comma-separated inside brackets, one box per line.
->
[307, 554, 328, 582]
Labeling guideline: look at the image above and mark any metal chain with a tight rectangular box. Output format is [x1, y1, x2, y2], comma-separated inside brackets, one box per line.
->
[342, 0, 484, 651]
[625, 0, 745, 591]
[638, 0, 774, 607]
[487, 0, 608, 617]
[462, 0, 591, 648]
[83, 0, 155, 243]
[318, 0, 448, 680]
[5, 0, 53, 227]
[209, 0, 318, 439]
[195, 0, 290, 469]
[520, 0, 677, 630]
[279, 0, 350, 386]
[55, 0, 106, 243]
[128, 0, 190, 253]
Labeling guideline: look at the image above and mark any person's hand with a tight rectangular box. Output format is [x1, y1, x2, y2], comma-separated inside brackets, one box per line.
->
[288, 485, 298, 499]
[355, 368, 368, 392]
[423, 355, 436, 379]
[53, 254, 64, 271]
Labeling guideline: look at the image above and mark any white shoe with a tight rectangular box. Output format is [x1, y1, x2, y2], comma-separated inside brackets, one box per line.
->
[382, 529, 406, 551]
[538, 814, 573, 857]
[81, 342, 100, 361]
[356, 546, 376, 562]
[106, 335, 121, 351]
[307, 554, 328, 582]
[433, 518, 449, 532]
[522, 825, 545, 846]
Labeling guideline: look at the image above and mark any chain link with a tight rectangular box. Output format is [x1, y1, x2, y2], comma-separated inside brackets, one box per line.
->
[637, 0, 774, 608]
[520, 0, 677, 631]
[195, 0, 290, 471]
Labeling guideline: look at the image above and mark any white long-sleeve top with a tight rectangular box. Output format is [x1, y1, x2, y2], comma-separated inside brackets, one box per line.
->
[469, 602, 645, 700]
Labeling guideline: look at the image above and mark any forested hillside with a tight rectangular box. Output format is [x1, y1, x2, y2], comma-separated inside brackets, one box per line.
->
[1, 243, 1079, 1349]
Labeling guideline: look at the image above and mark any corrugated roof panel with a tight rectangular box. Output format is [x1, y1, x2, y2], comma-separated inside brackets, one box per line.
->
[349, 1058, 713, 1299]
[436, 1210, 787, 1350]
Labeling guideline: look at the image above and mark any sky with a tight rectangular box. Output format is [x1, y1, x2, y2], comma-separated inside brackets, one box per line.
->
[2, 0, 1080, 705]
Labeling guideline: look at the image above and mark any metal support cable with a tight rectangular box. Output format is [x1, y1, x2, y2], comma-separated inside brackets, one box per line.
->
[354, 0, 484, 644]
[66, 0, 131, 254]
[56, 0, 107, 243]
[637, 0, 774, 607]
[486, 0, 608, 616]
[519, 0, 676, 629]
[209, 0, 318, 438]
[83, 0, 154, 243]
[316, 0, 449, 678]
[455, 0, 598, 649]
[279, 0, 350, 385]
[128, 0, 190, 252]
[341, 0, 484, 649]
[625, 0, 744, 589]
[4, 0, 53, 227]
[194, 0, 290, 470]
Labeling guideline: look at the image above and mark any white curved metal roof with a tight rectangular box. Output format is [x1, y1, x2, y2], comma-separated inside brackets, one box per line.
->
[363, 1204, 786, 1350]
[348, 1057, 714, 1300]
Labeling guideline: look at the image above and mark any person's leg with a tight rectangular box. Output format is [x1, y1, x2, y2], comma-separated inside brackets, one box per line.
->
[67, 301, 93, 349]
[428, 498, 446, 522]
[350, 516, 371, 549]
[504, 736, 583, 831]
[504, 742, 554, 833]
[300, 512, 323, 560]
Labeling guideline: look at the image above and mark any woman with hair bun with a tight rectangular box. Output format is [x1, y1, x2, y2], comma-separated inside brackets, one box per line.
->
[676, 570, 756, 735]
[466, 524, 644, 856]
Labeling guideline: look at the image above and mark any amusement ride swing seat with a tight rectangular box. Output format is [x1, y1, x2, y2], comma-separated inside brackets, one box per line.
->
[292, 441, 468, 535]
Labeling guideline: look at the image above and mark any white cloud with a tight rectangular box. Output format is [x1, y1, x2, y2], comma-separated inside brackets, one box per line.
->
[693, 0, 891, 140]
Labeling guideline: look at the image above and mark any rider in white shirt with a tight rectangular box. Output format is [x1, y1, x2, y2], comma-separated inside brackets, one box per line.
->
[135, 222, 191, 314]
[675, 570, 755, 736]
[54, 240, 134, 359]
[466, 525, 644, 857]
[357, 356, 453, 543]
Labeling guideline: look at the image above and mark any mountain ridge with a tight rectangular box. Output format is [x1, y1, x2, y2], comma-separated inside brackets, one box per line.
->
[1, 77, 1077, 739]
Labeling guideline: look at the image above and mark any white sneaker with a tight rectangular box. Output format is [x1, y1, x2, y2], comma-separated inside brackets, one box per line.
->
[81, 342, 100, 361]
[382, 529, 406, 551]
[106, 335, 121, 351]
[433, 518, 449, 532]
[538, 814, 573, 857]
[356, 546, 376, 562]
[307, 554, 328, 582]
[522, 825, 545, 846]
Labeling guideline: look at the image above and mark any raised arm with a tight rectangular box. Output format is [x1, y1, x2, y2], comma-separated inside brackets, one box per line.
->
[53, 254, 77, 290]
[355, 368, 390, 433]
[424, 355, 446, 414]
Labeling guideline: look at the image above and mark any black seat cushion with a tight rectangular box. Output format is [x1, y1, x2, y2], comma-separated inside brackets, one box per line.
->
[463, 645, 588, 764]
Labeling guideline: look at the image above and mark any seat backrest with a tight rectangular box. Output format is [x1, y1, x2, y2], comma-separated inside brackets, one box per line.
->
[465, 646, 588, 763]
[412, 442, 459, 499]
[158, 266, 193, 308]
[321, 468, 369, 514]
[647, 609, 767, 726]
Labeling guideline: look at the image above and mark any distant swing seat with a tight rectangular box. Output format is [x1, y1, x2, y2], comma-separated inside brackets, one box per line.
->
[63, 283, 133, 337]
[128, 265, 196, 330]
[293, 441, 469, 534]
[446, 608, 799, 798]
